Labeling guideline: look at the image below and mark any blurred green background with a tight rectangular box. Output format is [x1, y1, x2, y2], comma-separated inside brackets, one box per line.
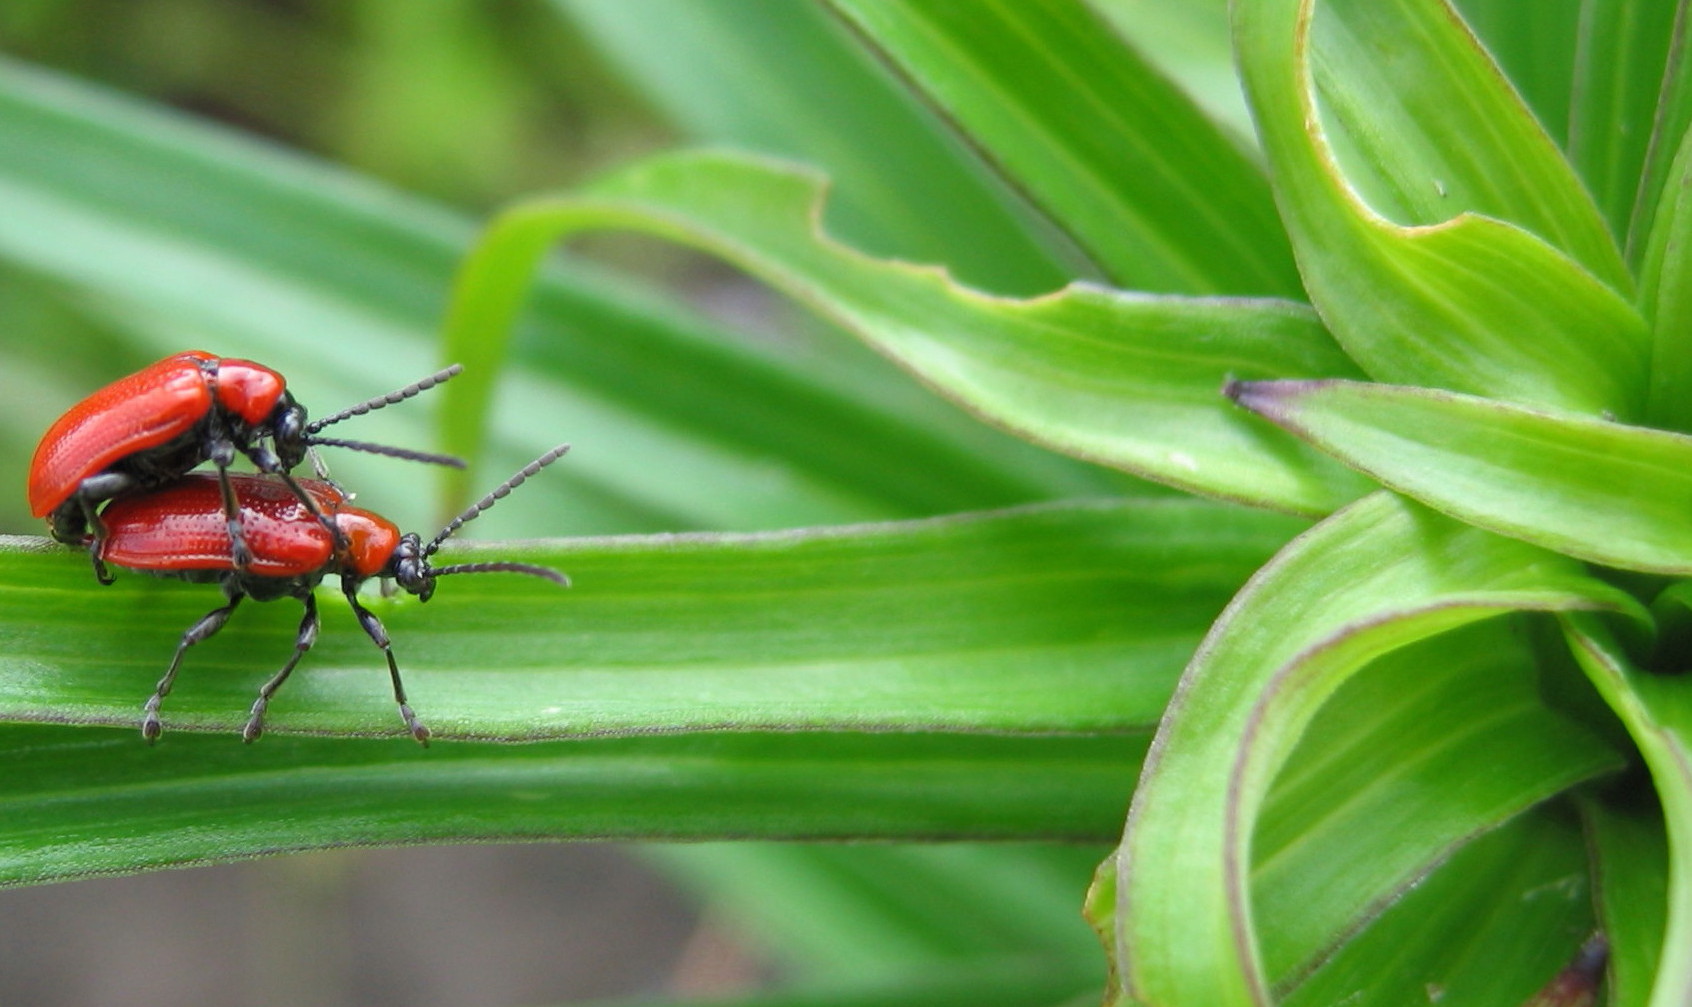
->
[0, 0, 679, 540]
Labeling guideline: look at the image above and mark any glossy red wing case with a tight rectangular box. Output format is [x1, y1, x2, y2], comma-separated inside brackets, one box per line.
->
[28, 352, 217, 517]
[99, 474, 343, 578]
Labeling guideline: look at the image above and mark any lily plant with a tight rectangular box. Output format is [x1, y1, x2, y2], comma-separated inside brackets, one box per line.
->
[1, 0, 1689, 1004]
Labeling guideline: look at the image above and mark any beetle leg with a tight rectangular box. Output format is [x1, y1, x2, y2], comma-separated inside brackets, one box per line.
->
[242, 593, 319, 743]
[143, 592, 244, 744]
[69, 472, 137, 584]
[276, 467, 349, 553]
[342, 581, 430, 746]
[207, 438, 255, 571]
[248, 439, 349, 552]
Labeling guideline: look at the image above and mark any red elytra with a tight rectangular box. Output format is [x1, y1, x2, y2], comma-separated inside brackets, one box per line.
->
[29, 350, 463, 582]
[29, 351, 281, 518]
[95, 444, 571, 745]
[98, 474, 398, 582]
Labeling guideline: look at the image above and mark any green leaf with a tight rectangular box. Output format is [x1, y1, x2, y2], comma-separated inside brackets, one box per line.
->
[1564, 0, 1680, 242]
[554, 0, 1072, 295]
[1638, 125, 1692, 432]
[1280, 807, 1596, 1007]
[1563, 614, 1692, 1007]
[1233, 0, 1646, 416]
[1453, 0, 1580, 150]
[0, 724, 1140, 888]
[572, 959, 1092, 1007]
[1111, 493, 1633, 1005]
[826, 0, 1302, 297]
[648, 844, 1104, 983]
[1581, 796, 1669, 1007]
[1626, 5, 1692, 270]
[1254, 619, 1621, 985]
[1228, 378, 1692, 574]
[1088, 0, 1249, 140]
[0, 499, 1297, 739]
[0, 56, 1097, 538]
[469, 149, 1370, 515]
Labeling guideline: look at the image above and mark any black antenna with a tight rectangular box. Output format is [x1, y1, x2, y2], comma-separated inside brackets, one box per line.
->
[425, 444, 571, 558]
[305, 364, 463, 434]
[305, 436, 466, 469]
[431, 560, 570, 585]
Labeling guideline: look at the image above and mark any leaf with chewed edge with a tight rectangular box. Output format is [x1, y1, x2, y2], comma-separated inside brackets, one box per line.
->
[447, 149, 1371, 516]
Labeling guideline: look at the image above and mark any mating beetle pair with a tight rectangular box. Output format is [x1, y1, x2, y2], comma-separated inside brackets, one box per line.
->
[29, 351, 569, 744]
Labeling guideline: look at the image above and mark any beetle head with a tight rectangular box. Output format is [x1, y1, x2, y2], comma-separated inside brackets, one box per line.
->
[382, 445, 572, 602]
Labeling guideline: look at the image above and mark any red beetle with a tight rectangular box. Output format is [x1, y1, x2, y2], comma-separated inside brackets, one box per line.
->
[93, 445, 571, 744]
[29, 350, 462, 581]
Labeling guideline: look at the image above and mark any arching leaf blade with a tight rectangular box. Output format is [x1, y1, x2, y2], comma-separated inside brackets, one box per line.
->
[467, 150, 1371, 516]
[1233, 0, 1646, 417]
[1229, 378, 1692, 574]
[1112, 493, 1633, 1004]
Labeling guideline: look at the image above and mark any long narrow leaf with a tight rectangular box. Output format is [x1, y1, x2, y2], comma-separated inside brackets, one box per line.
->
[459, 150, 1370, 516]
[0, 500, 1299, 738]
[1626, 4, 1692, 268]
[1582, 796, 1669, 1007]
[1565, 0, 1680, 240]
[0, 724, 1141, 888]
[1228, 378, 1692, 574]
[555, 0, 1072, 295]
[1638, 124, 1692, 432]
[826, 0, 1301, 296]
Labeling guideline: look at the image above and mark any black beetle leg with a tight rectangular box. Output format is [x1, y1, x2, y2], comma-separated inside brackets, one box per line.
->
[242, 593, 319, 743]
[143, 592, 244, 744]
[208, 440, 254, 570]
[276, 468, 347, 552]
[82, 499, 113, 585]
[342, 581, 429, 745]
[70, 472, 136, 585]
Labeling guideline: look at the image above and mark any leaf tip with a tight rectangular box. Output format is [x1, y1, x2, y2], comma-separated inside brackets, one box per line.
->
[1222, 376, 1277, 415]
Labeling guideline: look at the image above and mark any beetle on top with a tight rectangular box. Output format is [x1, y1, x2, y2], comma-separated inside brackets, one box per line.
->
[29, 350, 463, 581]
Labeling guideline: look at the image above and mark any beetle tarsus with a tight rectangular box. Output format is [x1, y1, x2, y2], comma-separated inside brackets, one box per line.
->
[141, 704, 163, 745]
[90, 551, 114, 586]
[401, 704, 431, 746]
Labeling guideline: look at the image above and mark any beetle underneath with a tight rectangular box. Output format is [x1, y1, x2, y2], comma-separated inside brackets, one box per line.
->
[94, 446, 571, 744]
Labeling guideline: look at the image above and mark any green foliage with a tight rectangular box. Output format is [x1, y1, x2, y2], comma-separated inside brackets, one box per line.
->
[3, 0, 1690, 1003]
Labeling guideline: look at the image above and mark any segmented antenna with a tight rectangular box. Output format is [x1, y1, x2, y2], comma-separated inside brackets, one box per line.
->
[304, 364, 464, 434]
[431, 560, 570, 585]
[305, 436, 466, 469]
[425, 444, 572, 557]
